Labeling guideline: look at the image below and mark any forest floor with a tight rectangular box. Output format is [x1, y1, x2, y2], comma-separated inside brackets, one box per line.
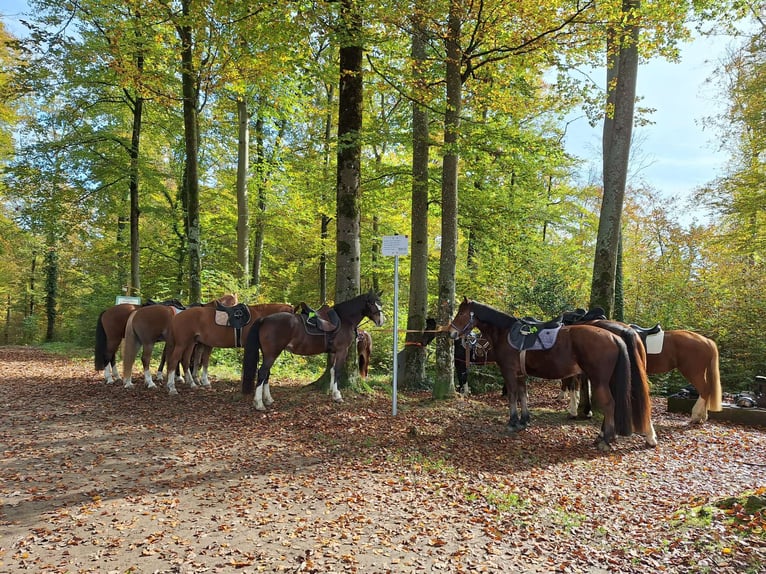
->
[0, 345, 765, 574]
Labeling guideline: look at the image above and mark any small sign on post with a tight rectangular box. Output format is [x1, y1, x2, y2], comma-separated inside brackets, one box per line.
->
[381, 234, 408, 416]
[116, 296, 141, 305]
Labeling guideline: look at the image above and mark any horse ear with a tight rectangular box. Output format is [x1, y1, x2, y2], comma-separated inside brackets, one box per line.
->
[376, 289, 383, 299]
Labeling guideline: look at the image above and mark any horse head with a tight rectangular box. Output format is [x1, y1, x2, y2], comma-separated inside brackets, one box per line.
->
[448, 297, 475, 339]
[365, 289, 385, 327]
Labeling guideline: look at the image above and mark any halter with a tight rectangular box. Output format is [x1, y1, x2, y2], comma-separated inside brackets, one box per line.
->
[450, 311, 475, 337]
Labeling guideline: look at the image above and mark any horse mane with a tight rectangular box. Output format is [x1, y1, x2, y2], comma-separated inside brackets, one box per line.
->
[470, 300, 517, 330]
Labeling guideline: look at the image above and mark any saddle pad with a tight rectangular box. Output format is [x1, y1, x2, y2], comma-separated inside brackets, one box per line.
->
[507, 324, 561, 351]
[645, 331, 664, 354]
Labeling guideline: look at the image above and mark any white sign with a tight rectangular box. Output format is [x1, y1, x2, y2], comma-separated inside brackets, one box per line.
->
[116, 296, 141, 305]
[381, 235, 409, 256]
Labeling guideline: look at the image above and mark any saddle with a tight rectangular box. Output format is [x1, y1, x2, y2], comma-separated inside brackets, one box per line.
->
[508, 316, 563, 351]
[297, 302, 340, 334]
[561, 307, 607, 325]
[629, 322, 664, 354]
[214, 302, 252, 329]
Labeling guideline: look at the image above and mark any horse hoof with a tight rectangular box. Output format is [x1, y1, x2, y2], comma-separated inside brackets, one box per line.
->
[146, 383, 157, 390]
[123, 382, 134, 390]
[168, 388, 178, 396]
[595, 439, 613, 452]
[254, 403, 266, 411]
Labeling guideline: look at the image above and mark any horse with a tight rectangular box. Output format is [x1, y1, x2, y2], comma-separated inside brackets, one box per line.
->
[571, 328, 722, 424]
[357, 330, 373, 378]
[646, 330, 722, 422]
[162, 301, 295, 395]
[559, 317, 653, 431]
[95, 302, 140, 384]
[121, 295, 236, 390]
[241, 290, 385, 410]
[447, 298, 656, 450]
[454, 332, 496, 394]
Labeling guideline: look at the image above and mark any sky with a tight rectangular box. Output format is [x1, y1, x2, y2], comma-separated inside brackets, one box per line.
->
[563, 33, 734, 217]
[2, 2, 735, 221]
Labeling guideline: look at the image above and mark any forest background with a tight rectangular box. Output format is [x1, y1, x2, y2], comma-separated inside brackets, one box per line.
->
[0, 0, 764, 394]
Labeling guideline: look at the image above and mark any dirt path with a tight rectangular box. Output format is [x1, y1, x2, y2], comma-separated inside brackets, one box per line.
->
[1, 346, 764, 573]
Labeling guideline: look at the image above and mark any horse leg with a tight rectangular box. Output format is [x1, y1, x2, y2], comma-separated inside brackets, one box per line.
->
[591, 379, 617, 451]
[198, 345, 212, 387]
[156, 346, 166, 383]
[253, 357, 276, 411]
[142, 343, 157, 389]
[183, 345, 197, 388]
[330, 353, 344, 403]
[506, 375, 525, 432]
[690, 393, 709, 424]
[578, 375, 593, 419]
[104, 360, 116, 384]
[122, 324, 139, 389]
[518, 378, 530, 428]
[562, 377, 579, 418]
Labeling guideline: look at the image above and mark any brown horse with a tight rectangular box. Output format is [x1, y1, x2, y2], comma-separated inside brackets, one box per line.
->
[646, 329, 722, 422]
[357, 330, 373, 378]
[448, 298, 656, 451]
[95, 303, 139, 384]
[572, 328, 722, 424]
[241, 291, 385, 410]
[163, 302, 295, 395]
[121, 296, 236, 390]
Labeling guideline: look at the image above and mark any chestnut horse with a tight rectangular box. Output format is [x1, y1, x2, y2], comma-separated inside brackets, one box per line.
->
[448, 298, 656, 451]
[95, 303, 139, 384]
[241, 291, 385, 410]
[121, 295, 236, 390]
[357, 330, 373, 378]
[572, 329, 722, 424]
[163, 302, 295, 395]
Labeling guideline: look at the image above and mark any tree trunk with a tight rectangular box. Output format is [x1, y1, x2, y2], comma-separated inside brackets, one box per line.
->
[252, 114, 266, 289]
[179, 0, 201, 303]
[590, 0, 639, 317]
[401, 6, 431, 390]
[44, 243, 58, 342]
[433, 0, 461, 399]
[331, 0, 363, 389]
[236, 98, 250, 287]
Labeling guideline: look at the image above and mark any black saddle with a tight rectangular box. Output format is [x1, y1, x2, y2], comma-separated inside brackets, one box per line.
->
[508, 316, 563, 351]
[215, 302, 252, 329]
[298, 302, 340, 333]
[561, 307, 607, 325]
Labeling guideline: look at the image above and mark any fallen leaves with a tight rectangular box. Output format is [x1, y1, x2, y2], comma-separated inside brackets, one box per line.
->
[0, 346, 764, 573]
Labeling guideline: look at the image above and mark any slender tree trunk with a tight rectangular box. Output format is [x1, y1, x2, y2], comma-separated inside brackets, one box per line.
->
[590, 0, 639, 317]
[44, 243, 58, 341]
[128, 92, 143, 297]
[236, 98, 250, 287]
[402, 6, 431, 390]
[433, 0, 461, 399]
[320, 84, 334, 303]
[252, 115, 266, 289]
[179, 0, 201, 303]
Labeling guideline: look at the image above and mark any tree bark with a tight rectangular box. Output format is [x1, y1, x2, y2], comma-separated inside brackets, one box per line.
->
[402, 6, 431, 390]
[179, 0, 202, 303]
[236, 98, 250, 287]
[590, 0, 639, 317]
[433, 0, 461, 399]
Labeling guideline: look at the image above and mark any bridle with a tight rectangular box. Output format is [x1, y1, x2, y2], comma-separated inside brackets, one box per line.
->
[450, 311, 475, 338]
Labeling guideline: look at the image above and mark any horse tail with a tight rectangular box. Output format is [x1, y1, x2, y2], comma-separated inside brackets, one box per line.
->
[241, 319, 262, 394]
[611, 335, 634, 437]
[616, 327, 652, 436]
[706, 338, 723, 412]
[95, 311, 108, 370]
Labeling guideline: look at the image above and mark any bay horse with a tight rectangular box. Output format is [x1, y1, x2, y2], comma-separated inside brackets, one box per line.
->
[448, 298, 656, 450]
[241, 290, 385, 410]
[357, 330, 373, 378]
[121, 295, 236, 390]
[95, 302, 140, 384]
[163, 301, 295, 395]
[572, 328, 722, 424]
